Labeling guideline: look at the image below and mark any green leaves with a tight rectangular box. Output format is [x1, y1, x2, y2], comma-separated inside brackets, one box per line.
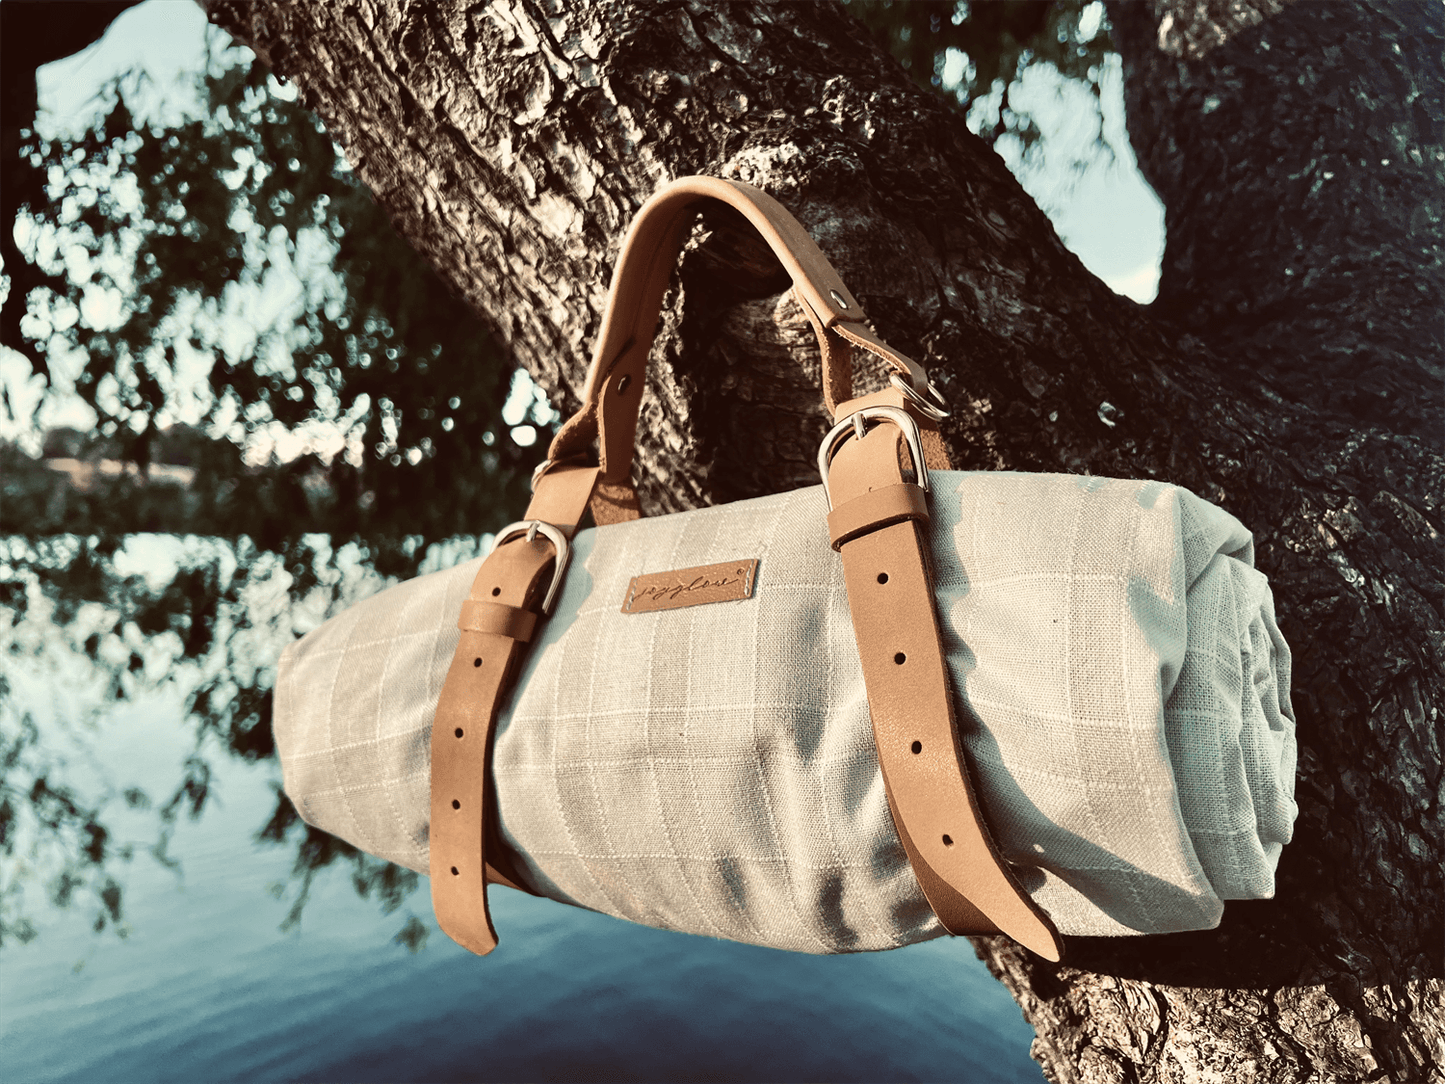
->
[16, 52, 545, 547]
[842, 0, 1114, 153]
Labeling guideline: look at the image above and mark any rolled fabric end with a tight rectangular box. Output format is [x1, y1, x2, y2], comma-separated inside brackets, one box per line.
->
[1167, 493, 1298, 905]
[947, 476, 1298, 937]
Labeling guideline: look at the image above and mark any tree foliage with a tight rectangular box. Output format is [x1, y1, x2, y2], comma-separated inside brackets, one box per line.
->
[3, 34, 567, 944]
[846, 0, 1113, 151]
[9, 46, 553, 548]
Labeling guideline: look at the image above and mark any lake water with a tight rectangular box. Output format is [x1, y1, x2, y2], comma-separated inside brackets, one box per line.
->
[0, 536, 1045, 1083]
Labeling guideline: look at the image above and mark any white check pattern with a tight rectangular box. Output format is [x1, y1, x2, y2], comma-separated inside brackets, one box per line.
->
[273, 472, 1296, 952]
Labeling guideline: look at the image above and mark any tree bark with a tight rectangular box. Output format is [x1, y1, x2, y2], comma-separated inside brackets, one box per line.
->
[1110, 0, 1442, 442]
[202, 2, 1442, 1081]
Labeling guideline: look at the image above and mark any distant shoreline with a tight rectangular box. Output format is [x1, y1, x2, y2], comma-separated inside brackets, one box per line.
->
[42, 457, 197, 492]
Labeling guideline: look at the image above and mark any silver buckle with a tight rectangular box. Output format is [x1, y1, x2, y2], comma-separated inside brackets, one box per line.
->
[490, 520, 572, 614]
[817, 405, 930, 511]
[888, 372, 950, 421]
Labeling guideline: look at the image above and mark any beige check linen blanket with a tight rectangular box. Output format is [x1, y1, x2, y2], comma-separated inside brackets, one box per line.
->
[274, 472, 1296, 952]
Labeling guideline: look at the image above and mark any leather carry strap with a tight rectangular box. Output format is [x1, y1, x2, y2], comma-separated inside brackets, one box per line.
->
[429, 464, 599, 955]
[435, 176, 1059, 960]
[544, 176, 938, 523]
[826, 421, 1064, 962]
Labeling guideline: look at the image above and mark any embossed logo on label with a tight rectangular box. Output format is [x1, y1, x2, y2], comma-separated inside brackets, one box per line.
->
[622, 559, 759, 614]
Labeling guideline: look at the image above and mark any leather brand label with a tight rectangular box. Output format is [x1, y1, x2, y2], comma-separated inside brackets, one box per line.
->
[622, 559, 759, 614]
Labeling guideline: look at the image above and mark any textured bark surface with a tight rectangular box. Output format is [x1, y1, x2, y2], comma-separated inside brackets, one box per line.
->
[203, 2, 1442, 1081]
[1113, 0, 1442, 441]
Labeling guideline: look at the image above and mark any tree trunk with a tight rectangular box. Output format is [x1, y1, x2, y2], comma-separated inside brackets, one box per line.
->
[203, 2, 1442, 1081]
[1110, 0, 1442, 443]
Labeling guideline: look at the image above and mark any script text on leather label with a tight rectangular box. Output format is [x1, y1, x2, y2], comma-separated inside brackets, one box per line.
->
[622, 559, 759, 614]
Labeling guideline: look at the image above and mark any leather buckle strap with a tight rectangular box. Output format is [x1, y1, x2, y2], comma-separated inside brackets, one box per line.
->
[490, 520, 572, 614]
[818, 405, 930, 508]
[821, 414, 1064, 962]
[429, 533, 560, 955]
[429, 464, 599, 956]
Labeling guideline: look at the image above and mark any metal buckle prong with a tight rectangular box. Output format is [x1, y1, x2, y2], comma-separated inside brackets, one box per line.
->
[817, 405, 930, 511]
[490, 519, 572, 615]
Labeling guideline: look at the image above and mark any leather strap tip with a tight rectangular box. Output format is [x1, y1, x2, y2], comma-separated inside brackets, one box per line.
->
[452, 927, 500, 957]
[1010, 919, 1065, 963]
[1035, 931, 1066, 964]
[827, 483, 930, 551]
[978, 887, 1064, 963]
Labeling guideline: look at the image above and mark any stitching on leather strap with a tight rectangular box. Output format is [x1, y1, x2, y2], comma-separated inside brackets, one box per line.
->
[827, 483, 929, 551]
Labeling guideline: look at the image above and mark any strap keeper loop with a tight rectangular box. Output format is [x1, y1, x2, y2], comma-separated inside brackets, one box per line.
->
[458, 600, 539, 642]
[826, 483, 930, 551]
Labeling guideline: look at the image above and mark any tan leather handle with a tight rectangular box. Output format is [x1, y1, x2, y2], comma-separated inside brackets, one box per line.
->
[546, 177, 932, 506]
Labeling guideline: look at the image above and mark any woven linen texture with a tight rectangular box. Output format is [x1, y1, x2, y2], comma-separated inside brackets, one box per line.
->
[273, 472, 1296, 951]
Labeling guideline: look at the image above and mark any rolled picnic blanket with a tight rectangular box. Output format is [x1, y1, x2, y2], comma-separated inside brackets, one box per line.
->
[274, 471, 1297, 953]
